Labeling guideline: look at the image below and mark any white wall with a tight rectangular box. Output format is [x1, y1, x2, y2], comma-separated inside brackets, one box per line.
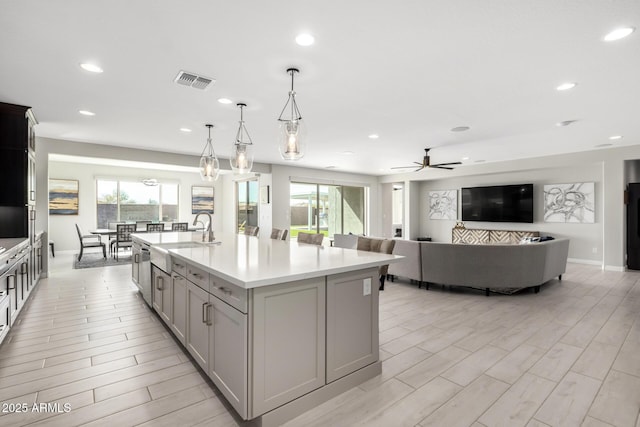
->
[418, 162, 603, 263]
[48, 160, 224, 251]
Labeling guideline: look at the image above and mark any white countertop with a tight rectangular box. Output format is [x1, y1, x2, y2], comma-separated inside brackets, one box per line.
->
[134, 232, 402, 289]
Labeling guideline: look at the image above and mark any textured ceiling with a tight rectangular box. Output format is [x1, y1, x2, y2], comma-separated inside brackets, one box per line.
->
[1, 0, 638, 175]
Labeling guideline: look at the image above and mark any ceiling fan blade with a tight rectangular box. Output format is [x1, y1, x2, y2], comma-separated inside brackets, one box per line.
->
[432, 161, 462, 167]
[390, 165, 418, 170]
[430, 165, 455, 170]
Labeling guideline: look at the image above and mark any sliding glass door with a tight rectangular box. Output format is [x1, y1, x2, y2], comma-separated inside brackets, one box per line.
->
[290, 182, 366, 238]
[236, 179, 259, 233]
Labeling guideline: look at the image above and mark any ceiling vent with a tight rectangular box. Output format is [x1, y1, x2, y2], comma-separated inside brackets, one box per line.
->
[174, 70, 215, 90]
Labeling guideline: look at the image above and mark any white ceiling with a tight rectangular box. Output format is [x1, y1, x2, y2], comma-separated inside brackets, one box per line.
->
[1, 1, 639, 176]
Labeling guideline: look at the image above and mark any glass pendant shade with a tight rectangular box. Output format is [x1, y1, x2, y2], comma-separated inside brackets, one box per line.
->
[199, 124, 220, 181]
[277, 68, 306, 161]
[278, 119, 306, 160]
[230, 103, 254, 174]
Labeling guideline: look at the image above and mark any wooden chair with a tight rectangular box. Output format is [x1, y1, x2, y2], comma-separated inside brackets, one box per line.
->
[244, 225, 260, 236]
[171, 222, 188, 231]
[281, 229, 289, 240]
[114, 223, 136, 260]
[75, 224, 106, 261]
[146, 223, 165, 232]
[297, 231, 324, 245]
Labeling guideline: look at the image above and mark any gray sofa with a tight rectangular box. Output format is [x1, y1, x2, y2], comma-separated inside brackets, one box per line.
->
[420, 238, 570, 295]
[387, 239, 423, 286]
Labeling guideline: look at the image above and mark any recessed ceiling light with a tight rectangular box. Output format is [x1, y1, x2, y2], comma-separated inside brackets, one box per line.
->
[595, 143, 613, 148]
[451, 126, 470, 132]
[475, 159, 486, 163]
[556, 82, 577, 91]
[78, 110, 95, 116]
[462, 156, 470, 161]
[609, 135, 623, 140]
[368, 134, 379, 139]
[342, 151, 354, 155]
[80, 63, 103, 73]
[556, 120, 578, 127]
[180, 128, 192, 133]
[295, 33, 315, 46]
[604, 27, 635, 41]
[217, 98, 232, 104]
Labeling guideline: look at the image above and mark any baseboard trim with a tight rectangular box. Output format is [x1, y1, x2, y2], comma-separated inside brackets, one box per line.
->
[604, 265, 625, 272]
[568, 258, 602, 266]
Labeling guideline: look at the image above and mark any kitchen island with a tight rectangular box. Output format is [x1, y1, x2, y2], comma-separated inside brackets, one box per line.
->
[132, 231, 401, 426]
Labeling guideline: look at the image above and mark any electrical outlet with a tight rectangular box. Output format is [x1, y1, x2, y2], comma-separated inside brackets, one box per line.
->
[363, 278, 371, 296]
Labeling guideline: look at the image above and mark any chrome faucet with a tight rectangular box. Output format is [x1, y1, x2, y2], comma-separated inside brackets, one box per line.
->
[193, 213, 215, 242]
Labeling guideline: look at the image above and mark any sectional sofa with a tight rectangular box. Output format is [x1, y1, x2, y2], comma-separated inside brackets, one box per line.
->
[388, 238, 570, 295]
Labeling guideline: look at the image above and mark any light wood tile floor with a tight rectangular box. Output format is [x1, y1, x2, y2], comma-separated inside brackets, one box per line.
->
[1, 252, 639, 426]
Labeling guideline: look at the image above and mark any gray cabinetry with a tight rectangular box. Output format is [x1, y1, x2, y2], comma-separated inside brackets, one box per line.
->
[326, 267, 379, 383]
[208, 294, 247, 418]
[152, 265, 171, 325]
[170, 273, 187, 344]
[251, 277, 326, 416]
[186, 280, 210, 371]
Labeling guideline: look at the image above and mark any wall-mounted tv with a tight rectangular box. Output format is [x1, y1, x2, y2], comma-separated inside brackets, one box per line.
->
[461, 184, 533, 223]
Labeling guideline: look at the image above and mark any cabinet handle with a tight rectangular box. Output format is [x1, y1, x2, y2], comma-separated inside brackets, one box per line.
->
[206, 303, 213, 326]
[30, 210, 36, 220]
[7, 274, 16, 290]
[157, 276, 164, 291]
[202, 302, 208, 324]
[174, 263, 184, 268]
[21, 262, 28, 275]
[192, 273, 202, 279]
[218, 286, 232, 296]
[30, 190, 35, 201]
[134, 254, 140, 263]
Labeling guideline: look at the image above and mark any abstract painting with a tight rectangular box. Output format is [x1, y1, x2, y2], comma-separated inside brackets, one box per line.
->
[192, 186, 214, 214]
[49, 179, 79, 215]
[429, 190, 457, 220]
[544, 182, 595, 223]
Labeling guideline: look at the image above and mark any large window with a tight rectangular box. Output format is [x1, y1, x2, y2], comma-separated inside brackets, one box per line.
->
[290, 182, 366, 238]
[236, 179, 259, 233]
[96, 179, 179, 228]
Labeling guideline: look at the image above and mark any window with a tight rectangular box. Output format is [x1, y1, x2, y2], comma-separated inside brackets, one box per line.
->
[236, 179, 259, 233]
[290, 182, 366, 238]
[96, 179, 179, 228]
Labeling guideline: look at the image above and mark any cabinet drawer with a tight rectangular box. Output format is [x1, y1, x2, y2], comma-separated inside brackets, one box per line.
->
[186, 263, 209, 290]
[171, 258, 187, 276]
[210, 277, 247, 314]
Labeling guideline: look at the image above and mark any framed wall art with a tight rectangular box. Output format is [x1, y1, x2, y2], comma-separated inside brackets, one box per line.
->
[543, 182, 595, 223]
[192, 186, 214, 214]
[49, 179, 79, 215]
[428, 190, 457, 220]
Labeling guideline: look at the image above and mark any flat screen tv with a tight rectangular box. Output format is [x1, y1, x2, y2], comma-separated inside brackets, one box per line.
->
[461, 184, 533, 223]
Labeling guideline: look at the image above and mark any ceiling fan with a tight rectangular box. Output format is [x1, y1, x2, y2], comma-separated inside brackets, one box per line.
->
[391, 148, 462, 172]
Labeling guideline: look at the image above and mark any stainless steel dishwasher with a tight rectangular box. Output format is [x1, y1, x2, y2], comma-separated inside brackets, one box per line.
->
[132, 241, 151, 306]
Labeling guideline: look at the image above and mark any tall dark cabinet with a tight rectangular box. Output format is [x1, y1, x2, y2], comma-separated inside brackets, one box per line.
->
[0, 102, 37, 239]
[627, 183, 640, 270]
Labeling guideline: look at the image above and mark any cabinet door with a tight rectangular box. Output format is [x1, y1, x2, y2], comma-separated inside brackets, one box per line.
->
[186, 281, 210, 371]
[326, 268, 379, 383]
[171, 273, 187, 344]
[251, 277, 325, 417]
[209, 297, 247, 419]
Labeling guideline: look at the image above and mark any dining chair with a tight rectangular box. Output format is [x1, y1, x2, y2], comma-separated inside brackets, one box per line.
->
[244, 225, 259, 236]
[146, 223, 165, 232]
[114, 223, 136, 260]
[75, 224, 106, 261]
[171, 222, 189, 231]
[297, 231, 324, 245]
[270, 228, 289, 240]
[135, 220, 152, 231]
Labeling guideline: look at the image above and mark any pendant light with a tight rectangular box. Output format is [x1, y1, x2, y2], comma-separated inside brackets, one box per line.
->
[277, 67, 306, 160]
[230, 103, 254, 174]
[199, 124, 220, 181]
